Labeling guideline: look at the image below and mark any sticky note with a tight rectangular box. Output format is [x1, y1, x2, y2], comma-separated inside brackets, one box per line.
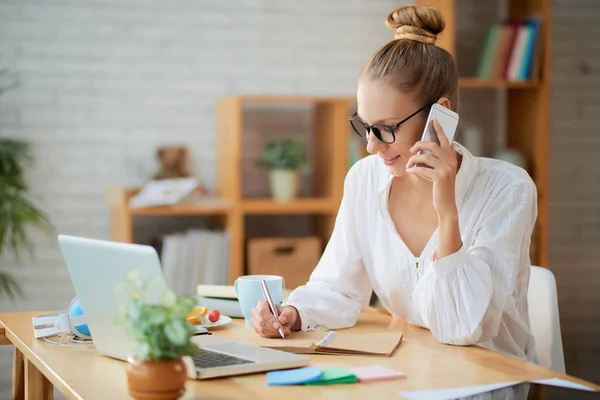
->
[350, 365, 407, 383]
[305, 367, 358, 385]
[266, 367, 322, 386]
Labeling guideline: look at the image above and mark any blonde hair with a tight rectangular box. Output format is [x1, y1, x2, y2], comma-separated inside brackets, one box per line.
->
[362, 5, 459, 112]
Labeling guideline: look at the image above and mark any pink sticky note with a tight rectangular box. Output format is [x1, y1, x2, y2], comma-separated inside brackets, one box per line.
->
[350, 365, 407, 383]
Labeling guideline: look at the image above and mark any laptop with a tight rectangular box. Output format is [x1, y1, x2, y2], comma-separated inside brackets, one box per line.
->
[57, 234, 309, 379]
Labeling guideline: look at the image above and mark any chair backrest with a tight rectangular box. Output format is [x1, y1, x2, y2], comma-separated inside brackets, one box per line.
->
[527, 266, 566, 373]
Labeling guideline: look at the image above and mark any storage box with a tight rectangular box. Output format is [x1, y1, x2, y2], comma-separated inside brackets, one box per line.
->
[247, 237, 322, 289]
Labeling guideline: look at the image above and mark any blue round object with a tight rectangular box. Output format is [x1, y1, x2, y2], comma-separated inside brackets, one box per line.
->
[69, 298, 91, 337]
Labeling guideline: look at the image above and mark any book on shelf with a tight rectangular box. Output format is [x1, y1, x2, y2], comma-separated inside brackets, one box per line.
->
[129, 177, 203, 207]
[161, 228, 230, 296]
[475, 17, 541, 82]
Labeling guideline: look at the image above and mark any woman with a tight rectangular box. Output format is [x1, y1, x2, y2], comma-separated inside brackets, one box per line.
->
[251, 5, 537, 361]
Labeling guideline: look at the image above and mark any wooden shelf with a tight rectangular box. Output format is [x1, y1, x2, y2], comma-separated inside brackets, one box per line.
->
[108, 0, 551, 280]
[220, 95, 350, 104]
[241, 198, 336, 214]
[459, 77, 540, 89]
[129, 199, 233, 216]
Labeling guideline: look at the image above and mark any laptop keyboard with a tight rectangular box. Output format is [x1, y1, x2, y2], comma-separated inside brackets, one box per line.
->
[192, 349, 255, 369]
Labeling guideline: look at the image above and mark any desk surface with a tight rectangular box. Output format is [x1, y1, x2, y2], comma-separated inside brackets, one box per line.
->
[1, 309, 598, 400]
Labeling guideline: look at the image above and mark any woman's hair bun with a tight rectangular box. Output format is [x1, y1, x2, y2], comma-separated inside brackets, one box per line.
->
[385, 5, 445, 45]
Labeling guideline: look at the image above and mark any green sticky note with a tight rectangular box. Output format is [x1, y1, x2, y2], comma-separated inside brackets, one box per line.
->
[305, 367, 358, 385]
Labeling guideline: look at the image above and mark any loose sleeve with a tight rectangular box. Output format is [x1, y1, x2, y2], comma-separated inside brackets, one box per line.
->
[413, 177, 537, 345]
[285, 168, 372, 331]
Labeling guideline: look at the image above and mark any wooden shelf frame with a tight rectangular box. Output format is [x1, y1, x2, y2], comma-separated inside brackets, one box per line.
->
[107, 96, 354, 283]
[458, 77, 540, 89]
[417, 0, 551, 267]
[107, 0, 551, 283]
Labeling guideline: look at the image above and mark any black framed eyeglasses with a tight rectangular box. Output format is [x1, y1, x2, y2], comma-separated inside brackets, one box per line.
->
[348, 99, 438, 144]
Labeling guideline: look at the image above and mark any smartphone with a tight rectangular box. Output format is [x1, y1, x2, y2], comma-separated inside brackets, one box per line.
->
[418, 103, 460, 154]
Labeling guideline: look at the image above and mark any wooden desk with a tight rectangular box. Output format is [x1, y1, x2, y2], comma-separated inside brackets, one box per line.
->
[1, 309, 598, 400]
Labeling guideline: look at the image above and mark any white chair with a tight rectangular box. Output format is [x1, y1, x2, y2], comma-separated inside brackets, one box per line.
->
[527, 266, 566, 373]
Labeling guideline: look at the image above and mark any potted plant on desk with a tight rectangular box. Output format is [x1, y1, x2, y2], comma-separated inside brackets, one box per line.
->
[117, 270, 202, 400]
[258, 138, 308, 201]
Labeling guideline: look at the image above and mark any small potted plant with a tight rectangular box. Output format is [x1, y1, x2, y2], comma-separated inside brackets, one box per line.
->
[116, 269, 202, 400]
[258, 138, 308, 201]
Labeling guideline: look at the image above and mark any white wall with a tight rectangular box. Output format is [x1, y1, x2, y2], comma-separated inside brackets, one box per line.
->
[1, 0, 600, 397]
[0, 0, 403, 396]
[548, 0, 600, 385]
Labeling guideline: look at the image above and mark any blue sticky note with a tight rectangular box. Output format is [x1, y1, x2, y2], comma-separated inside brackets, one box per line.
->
[266, 367, 322, 386]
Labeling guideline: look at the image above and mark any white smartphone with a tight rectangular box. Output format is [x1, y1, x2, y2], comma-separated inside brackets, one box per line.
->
[419, 103, 460, 154]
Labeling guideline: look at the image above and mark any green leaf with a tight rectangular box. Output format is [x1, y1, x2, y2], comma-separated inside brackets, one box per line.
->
[116, 271, 202, 360]
[258, 138, 307, 170]
[0, 139, 53, 300]
[145, 305, 168, 325]
[0, 271, 23, 299]
[162, 290, 177, 308]
[164, 320, 188, 346]
[127, 300, 143, 322]
[135, 341, 151, 361]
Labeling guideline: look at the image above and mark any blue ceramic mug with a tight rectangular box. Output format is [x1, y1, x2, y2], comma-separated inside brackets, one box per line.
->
[234, 275, 285, 327]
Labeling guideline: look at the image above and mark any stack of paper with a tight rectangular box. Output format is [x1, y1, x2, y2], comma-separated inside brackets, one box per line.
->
[161, 228, 230, 295]
[129, 178, 201, 207]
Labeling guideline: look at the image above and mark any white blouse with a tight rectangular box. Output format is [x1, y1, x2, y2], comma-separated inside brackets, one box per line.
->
[286, 143, 537, 361]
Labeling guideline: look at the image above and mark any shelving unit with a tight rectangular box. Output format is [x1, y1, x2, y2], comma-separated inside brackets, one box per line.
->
[417, 0, 551, 267]
[107, 96, 356, 284]
[106, 0, 550, 285]
[458, 77, 540, 89]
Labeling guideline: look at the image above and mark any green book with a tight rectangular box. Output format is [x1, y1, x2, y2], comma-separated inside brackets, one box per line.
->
[305, 367, 358, 385]
[476, 24, 501, 79]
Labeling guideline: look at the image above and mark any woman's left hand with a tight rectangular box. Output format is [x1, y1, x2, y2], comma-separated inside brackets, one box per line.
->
[405, 119, 459, 219]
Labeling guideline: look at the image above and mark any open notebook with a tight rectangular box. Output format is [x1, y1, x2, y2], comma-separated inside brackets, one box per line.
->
[252, 330, 403, 356]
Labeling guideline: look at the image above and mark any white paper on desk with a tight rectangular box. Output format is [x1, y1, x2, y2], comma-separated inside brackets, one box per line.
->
[531, 377, 598, 392]
[398, 381, 521, 400]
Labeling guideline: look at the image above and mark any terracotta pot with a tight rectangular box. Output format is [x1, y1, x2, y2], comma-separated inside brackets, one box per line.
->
[125, 357, 187, 400]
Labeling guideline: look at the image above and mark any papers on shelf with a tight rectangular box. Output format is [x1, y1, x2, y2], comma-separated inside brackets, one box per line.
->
[129, 177, 202, 207]
[161, 228, 230, 295]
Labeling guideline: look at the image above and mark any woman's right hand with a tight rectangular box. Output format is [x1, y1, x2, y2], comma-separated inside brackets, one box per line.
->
[251, 301, 301, 338]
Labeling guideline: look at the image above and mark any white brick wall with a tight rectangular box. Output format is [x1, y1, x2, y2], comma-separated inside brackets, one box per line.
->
[0, 0, 403, 396]
[550, 0, 600, 385]
[1, 0, 599, 397]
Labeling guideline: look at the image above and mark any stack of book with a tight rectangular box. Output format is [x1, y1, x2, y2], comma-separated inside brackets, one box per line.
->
[475, 18, 541, 81]
[160, 228, 230, 295]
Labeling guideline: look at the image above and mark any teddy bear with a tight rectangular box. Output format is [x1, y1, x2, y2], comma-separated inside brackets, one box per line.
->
[153, 146, 192, 180]
[152, 146, 208, 196]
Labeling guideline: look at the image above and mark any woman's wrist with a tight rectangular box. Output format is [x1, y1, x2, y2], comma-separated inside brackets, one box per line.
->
[287, 305, 302, 331]
[436, 210, 462, 259]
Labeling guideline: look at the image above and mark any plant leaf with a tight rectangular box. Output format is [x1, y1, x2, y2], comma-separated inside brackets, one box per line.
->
[162, 290, 177, 308]
[0, 271, 23, 299]
[164, 320, 188, 346]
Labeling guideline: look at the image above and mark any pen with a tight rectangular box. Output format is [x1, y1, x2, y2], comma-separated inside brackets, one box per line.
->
[260, 280, 285, 339]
